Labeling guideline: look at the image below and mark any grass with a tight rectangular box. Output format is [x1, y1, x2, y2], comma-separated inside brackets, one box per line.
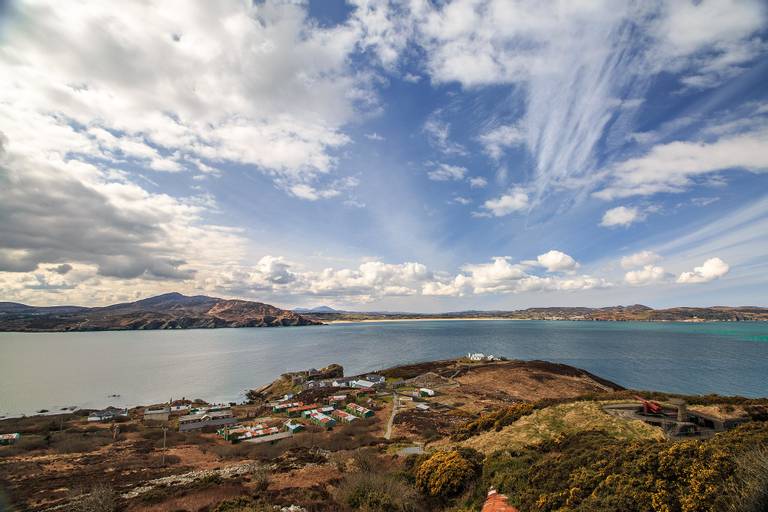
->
[461, 401, 664, 454]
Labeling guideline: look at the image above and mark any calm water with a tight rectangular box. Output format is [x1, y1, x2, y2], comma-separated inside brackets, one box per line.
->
[1, 320, 767, 417]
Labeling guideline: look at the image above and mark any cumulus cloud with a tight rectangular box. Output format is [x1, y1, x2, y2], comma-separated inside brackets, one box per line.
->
[677, 257, 730, 284]
[0, 132, 245, 282]
[478, 124, 526, 160]
[536, 250, 579, 273]
[469, 176, 488, 188]
[476, 188, 529, 217]
[451, 196, 471, 205]
[208, 251, 613, 303]
[48, 264, 74, 275]
[621, 251, 661, 269]
[595, 129, 768, 200]
[0, 1, 377, 198]
[427, 163, 467, 181]
[625, 265, 668, 286]
[600, 206, 645, 227]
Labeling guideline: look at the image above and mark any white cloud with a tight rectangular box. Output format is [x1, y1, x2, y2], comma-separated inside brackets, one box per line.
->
[478, 124, 526, 160]
[621, 251, 661, 269]
[469, 176, 488, 188]
[677, 257, 730, 284]
[349, 0, 413, 69]
[459, 257, 527, 293]
[289, 184, 340, 201]
[536, 250, 579, 273]
[436, 256, 607, 295]
[288, 176, 359, 201]
[0, 1, 377, 197]
[656, 0, 767, 88]
[595, 129, 768, 200]
[366, 0, 768, 204]
[625, 265, 667, 286]
[365, 132, 385, 141]
[423, 112, 466, 155]
[0, 137, 247, 286]
[427, 163, 467, 181]
[477, 188, 529, 217]
[451, 196, 471, 205]
[600, 206, 645, 227]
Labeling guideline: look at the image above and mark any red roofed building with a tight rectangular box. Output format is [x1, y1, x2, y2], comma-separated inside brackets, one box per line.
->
[482, 489, 519, 512]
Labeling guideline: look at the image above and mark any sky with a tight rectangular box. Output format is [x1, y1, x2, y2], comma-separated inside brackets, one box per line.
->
[0, 0, 767, 311]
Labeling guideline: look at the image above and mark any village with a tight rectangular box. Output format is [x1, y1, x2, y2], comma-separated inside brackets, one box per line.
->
[1, 355, 765, 512]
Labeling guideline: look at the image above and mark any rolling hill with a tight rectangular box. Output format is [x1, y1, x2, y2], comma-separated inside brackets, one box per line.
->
[0, 292, 321, 332]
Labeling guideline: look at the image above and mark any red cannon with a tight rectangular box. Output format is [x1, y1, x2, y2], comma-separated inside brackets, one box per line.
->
[635, 395, 663, 415]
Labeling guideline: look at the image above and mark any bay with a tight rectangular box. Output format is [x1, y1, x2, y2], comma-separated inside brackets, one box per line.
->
[1, 320, 767, 417]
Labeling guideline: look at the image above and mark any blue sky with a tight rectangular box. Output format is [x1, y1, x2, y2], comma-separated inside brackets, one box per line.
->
[0, 0, 766, 310]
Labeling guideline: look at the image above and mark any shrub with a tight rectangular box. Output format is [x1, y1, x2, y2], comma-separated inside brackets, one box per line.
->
[729, 446, 768, 512]
[0, 435, 48, 457]
[453, 403, 535, 441]
[71, 484, 116, 512]
[415, 449, 481, 498]
[211, 496, 273, 512]
[53, 434, 110, 454]
[251, 465, 269, 493]
[477, 422, 768, 512]
[211, 443, 262, 461]
[336, 471, 420, 512]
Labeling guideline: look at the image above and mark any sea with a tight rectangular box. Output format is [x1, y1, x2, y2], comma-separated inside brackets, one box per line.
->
[1, 320, 767, 417]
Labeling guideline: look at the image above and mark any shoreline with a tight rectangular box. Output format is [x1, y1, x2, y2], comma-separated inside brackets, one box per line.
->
[325, 317, 755, 324]
[326, 317, 519, 324]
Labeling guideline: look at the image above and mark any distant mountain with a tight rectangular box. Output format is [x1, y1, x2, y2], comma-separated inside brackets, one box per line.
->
[0, 302, 89, 316]
[293, 305, 341, 314]
[0, 293, 322, 332]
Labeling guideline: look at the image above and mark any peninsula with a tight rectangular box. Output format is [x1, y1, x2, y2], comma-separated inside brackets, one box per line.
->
[1, 357, 766, 511]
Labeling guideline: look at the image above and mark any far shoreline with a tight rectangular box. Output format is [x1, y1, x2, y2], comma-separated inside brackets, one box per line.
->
[326, 317, 519, 324]
[324, 317, 754, 324]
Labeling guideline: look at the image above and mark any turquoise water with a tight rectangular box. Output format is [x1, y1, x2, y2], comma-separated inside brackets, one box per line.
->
[1, 320, 767, 416]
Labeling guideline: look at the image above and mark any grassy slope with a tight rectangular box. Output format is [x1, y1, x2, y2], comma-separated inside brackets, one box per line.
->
[461, 401, 665, 454]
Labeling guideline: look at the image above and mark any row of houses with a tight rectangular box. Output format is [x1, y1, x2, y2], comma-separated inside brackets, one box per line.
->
[467, 352, 502, 362]
[303, 373, 386, 390]
[346, 403, 374, 418]
[308, 410, 335, 428]
[178, 408, 237, 432]
[218, 419, 306, 443]
[218, 424, 280, 442]
[332, 409, 358, 423]
[87, 407, 129, 422]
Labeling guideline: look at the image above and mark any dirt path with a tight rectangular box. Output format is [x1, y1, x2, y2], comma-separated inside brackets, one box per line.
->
[385, 392, 398, 440]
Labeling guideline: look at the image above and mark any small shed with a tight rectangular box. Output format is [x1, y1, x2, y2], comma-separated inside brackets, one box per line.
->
[144, 406, 170, 422]
[285, 421, 304, 433]
[0, 433, 21, 445]
[419, 388, 436, 397]
[352, 380, 376, 390]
